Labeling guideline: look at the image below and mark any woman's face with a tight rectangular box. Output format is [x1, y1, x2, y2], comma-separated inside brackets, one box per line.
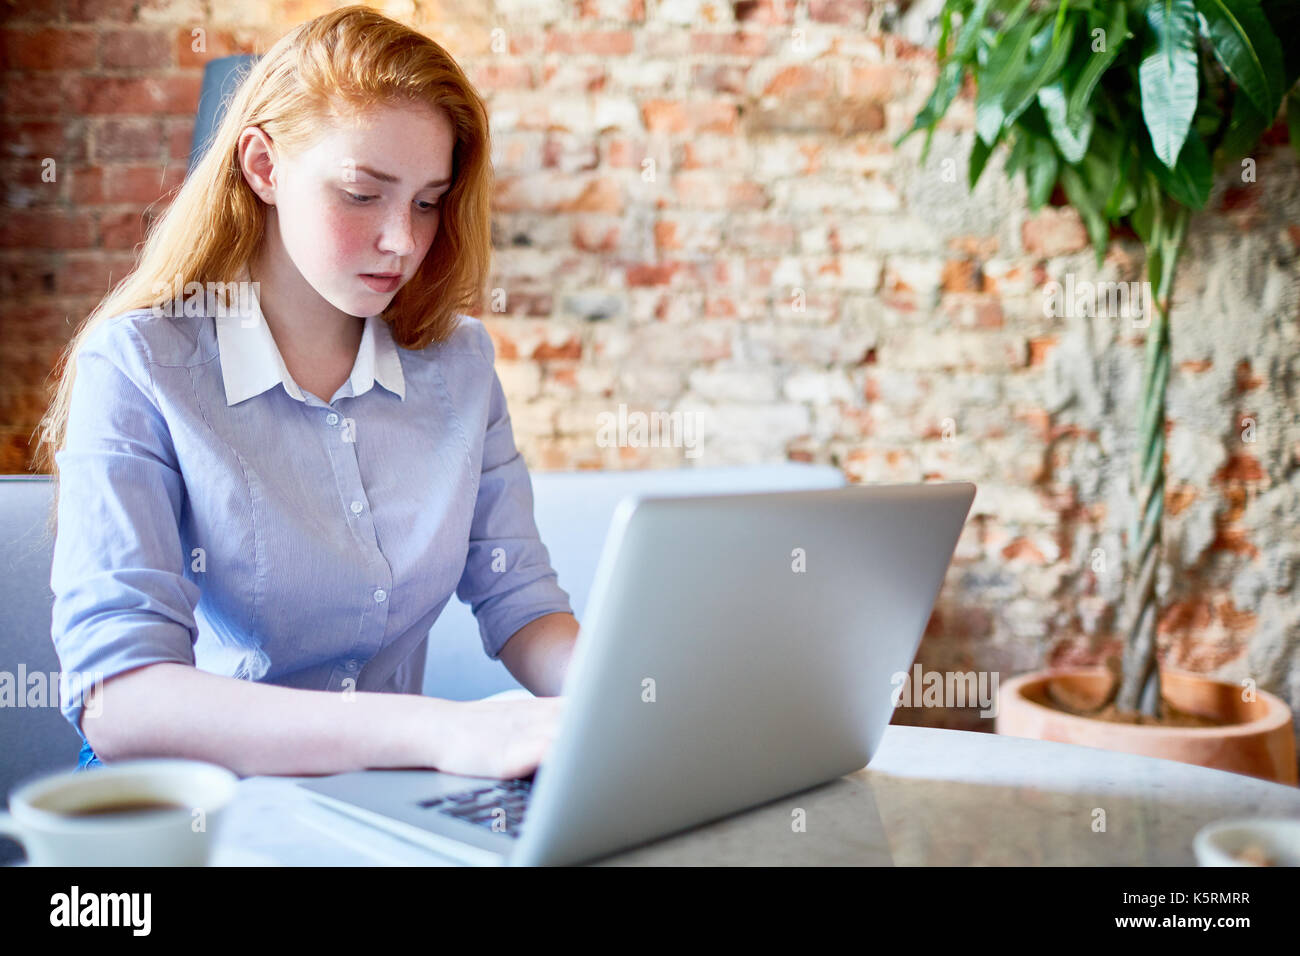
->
[246, 99, 456, 318]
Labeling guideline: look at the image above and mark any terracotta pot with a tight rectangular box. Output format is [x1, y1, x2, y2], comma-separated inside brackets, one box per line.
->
[996, 668, 1298, 786]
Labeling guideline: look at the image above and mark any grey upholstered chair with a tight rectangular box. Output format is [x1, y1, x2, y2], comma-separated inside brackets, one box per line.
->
[0, 475, 74, 862]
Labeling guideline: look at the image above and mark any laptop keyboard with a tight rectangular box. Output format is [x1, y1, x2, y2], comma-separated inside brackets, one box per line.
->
[417, 778, 533, 838]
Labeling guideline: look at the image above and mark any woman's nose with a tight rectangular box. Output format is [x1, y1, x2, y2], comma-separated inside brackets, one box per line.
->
[380, 209, 416, 257]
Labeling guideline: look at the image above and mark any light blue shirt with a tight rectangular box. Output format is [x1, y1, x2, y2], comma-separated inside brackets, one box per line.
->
[50, 286, 573, 737]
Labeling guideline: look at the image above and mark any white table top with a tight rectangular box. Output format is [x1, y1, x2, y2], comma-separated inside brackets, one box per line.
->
[212, 724, 1300, 866]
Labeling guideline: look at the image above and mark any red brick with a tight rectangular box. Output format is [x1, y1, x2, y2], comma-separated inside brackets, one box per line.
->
[1220, 184, 1258, 211]
[166, 119, 195, 161]
[571, 217, 620, 252]
[746, 96, 884, 135]
[92, 117, 168, 162]
[71, 74, 202, 115]
[0, 210, 95, 249]
[3, 29, 98, 70]
[532, 337, 581, 360]
[0, 252, 59, 299]
[625, 262, 680, 286]
[1166, 485, 1198, 517]
[0, 158, 57, 192]
[843, 63, 905, 100]
[575, 0, 646, 19]
[1022, 207, 1088, 257]
[940, 258, 980, 293]
[1234, 358, 1264, 391]
[690, 32, 773, 57]
[471, 62, 536, 90]
[936, 292, 1003, 328]
[59, 250, 139, 295]
[808, 0, 867, 26]
[1028, 336, 1057, 365]
[603, 138, 647, 168]
[734, 0, 798, 26]
[2, 121, 67, 159]
[762, 64, 833, 98]
[1001, 537, 1047, 563]
[176, 28, 262, 69]
[1214, 452, 1266, 483]
[691, 64, 747, 96]
[544, 31, 634, 56]
[98, 209, 150, 250]
[4, 73, 71, 116]
[654, 220, 680, 251]
[642, 99, 738, 134]
[0, 0, 62, 22]
[69, 164, 107, 205]
[103, 163, 186, 203]
[66, 0, 139, 21]
[100, 29, 173, 69]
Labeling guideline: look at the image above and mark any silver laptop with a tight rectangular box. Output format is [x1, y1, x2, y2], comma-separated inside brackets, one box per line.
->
[297, 481, 977, 866]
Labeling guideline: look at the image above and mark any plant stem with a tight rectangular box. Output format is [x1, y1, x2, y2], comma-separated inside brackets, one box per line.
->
[1115, 199, 1189, 717]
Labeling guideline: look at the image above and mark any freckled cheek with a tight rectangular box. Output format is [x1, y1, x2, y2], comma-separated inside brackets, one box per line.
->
[416, 215, 440, 259]
[318, 207, 376, 271]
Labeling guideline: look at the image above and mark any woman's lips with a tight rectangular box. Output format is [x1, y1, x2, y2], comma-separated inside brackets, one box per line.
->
[360, 273, 401, 293]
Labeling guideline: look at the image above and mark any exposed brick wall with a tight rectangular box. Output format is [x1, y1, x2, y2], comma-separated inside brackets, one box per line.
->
[3, 1, 1298, 739]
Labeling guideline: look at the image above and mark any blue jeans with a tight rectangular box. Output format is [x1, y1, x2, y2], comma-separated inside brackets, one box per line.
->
[76, 736, 104, 771]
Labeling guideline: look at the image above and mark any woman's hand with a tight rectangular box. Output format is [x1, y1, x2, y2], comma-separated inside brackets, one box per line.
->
[427, 695, 566, 779]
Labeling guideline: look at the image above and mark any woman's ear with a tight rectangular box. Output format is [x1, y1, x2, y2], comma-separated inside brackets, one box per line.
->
[237, 126, 279, 205]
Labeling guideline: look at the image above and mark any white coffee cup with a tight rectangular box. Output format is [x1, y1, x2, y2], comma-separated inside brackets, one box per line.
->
[1193, 817, 1300, 867]
[0, 759, 238, 866]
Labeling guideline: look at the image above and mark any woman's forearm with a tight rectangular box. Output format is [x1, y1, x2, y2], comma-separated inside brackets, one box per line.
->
[498, 612, 581, 697]
[81, 662, 450, 778]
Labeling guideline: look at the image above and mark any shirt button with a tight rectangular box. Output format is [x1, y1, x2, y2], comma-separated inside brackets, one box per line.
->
[345, 659, 359, 672]
[326, 413, 339, 425]
[350, 500, 363, 514]
[373, 588, 387, 603]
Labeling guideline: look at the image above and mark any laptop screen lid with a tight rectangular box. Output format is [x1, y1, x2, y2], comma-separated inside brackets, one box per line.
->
[512, 480, 976, 866]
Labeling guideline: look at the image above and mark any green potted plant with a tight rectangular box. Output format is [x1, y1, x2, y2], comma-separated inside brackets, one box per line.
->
[900, 0, 1299, 782]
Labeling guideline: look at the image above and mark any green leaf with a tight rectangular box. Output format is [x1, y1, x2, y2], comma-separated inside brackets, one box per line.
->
[1130, 171, 1160, 247]
[1038, 81, 1095, 162]
[969, 133, 994, 190]
[895, 0, 998, 151]
[1193, 0, 1286, 120]
[975, 17, 1041, 144]
[1139, 0, 1200, 168]
[1003, 17, 1077, 128]
[1066, 3, 1129, 128]
[1078, 124, 1125, 225]
[1103, 144, 1141, 219]
[895, 59, 965, 150]
[937, 1, 955, 61]
[1059, 163, 1109, 266]
[1149, 127, 1213, 208]
[1004, 130, 1031, 176]
[1217, 90, 1270, 160]
[994, 0, 1035, 34]
[1025, 136, 1060, 209]
[955, 0, 999, 62]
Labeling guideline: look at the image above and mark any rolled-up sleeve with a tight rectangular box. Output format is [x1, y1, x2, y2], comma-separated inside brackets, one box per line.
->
[50, 318, 200, 736]
[455, 324, 573, 660]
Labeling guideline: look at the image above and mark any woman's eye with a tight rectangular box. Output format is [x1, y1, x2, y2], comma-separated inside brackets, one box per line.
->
[344, 191, 439, 211]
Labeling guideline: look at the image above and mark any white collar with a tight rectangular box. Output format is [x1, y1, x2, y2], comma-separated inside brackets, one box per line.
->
[215, 267, 405, 406]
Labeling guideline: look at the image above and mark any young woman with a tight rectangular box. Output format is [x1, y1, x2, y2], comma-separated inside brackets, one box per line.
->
[36, 6, 579, 779]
